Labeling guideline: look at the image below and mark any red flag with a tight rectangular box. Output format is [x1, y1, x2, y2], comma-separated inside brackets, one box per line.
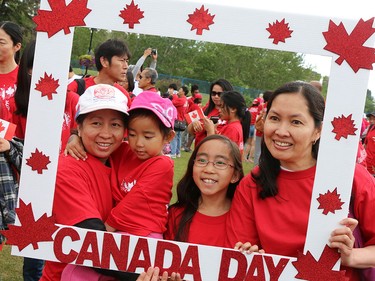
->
[185, 108, 205, 124]
[0, 119, 16, 140]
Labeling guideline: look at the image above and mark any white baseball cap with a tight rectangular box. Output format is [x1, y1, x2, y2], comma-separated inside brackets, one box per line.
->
[75, 84, 129, 120]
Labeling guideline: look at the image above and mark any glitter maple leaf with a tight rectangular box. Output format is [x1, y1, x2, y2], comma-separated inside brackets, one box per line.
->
[187, 5, 215, 35]
[266, 18, 293, 44]
[323, 18, 375, 73]
[0, 200, 58, 251]
[292, 245, 348, 281]
[331, 114, 357, 140]
[35, 72, 59, 100]
[26, 148, 51, 174]
[317, 187, 345, 215]
[33, 0, 91, 38]
[0, 121, 5, 133]
[119, 0, 144, 29]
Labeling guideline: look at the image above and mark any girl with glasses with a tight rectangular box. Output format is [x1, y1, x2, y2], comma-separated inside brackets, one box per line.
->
[165, 135, 244, 247]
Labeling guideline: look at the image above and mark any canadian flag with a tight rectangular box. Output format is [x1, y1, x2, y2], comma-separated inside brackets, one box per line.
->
[0, 119, 16, 140]
[185, 108, 205, 124]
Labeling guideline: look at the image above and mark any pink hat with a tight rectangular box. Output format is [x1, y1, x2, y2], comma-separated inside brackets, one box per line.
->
[75, 84, 129, 120]
[129, 91, 177, 128]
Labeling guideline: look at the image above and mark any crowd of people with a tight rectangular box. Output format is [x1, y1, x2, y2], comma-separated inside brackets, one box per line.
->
[0, 20, 374, 281]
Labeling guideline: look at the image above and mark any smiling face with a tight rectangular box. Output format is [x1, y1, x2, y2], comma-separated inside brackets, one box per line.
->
[127, 115, 173, 160]
[78, 109, 125, 164]
[193, 139, 238, 201]
[0, 28, 21, 65]
[264, 92, 321, 171]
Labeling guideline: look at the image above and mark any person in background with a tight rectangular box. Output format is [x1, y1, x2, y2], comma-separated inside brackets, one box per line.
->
[130, 47, 157, 96]
[310, 80, 322, 92]
[203, 91, 250, 154]
[67, 38, 132, 107]
[67, 65, 82, 85]
[182, 84, 200, 152]
[364, 112, 375, 176]
[118, 70, 135, 101]
[165, 135, 243, 247]
[165, 83, 178, 99]
[184, 93, 202, 152]
[253, 90, 273, 165]
[0, 21, 22, 116]
[243, 97, 260, 162]
[187, 79, 234, 147]
[137, 67, 158, 93]
[227, 81, 375, 281]
[170, 86, 188, 158]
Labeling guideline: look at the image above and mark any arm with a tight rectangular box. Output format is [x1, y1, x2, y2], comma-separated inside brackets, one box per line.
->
[187, 120, 203, 134]
[149, 52, 157, 69]
[132, 48, 152, 77]
[64, 134, 87, 160]
[0, 137, 23, 172]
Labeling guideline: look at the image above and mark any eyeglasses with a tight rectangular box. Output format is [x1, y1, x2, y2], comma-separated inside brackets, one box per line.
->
[194, 158, 234, 170]
[211, 91, 222, 97]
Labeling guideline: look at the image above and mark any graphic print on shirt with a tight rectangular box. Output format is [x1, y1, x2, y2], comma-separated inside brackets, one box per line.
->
[120, 178, 137, 193]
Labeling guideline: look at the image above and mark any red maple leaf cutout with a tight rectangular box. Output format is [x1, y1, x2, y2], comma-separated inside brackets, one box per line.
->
[323, 18, 375, 73]
[35, 72, 59, 100]
[33, 0, 91, 38]
[26, 148, 51, 174]
[119, 0, 144, 29]
[331, 114, 357, 140]
[0, 121, 5, 133]
[292, 245, 348, 281]
[0, 199, 58, 251]
[266, 18, 293, 44]
[187, 5, 215, 35]
[317, 187, 345, 215]
[191, 112, 198, 119]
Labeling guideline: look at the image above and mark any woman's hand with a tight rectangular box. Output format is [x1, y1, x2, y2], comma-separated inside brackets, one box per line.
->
[0, 138, 10, 152]
[202, 117, 215, 135]
[136, 267, 182, 281]
[64, 134, 87, 160]
[329, 218, 357, 266]
[191, 120, 203, 133]
[234, 241, 265, 254]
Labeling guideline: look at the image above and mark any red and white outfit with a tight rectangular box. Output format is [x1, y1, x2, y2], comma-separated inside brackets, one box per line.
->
[165, 206, 228, 247]
[68, 76, 132, 108]
[226, 164, 375, 281]
[41, 155, 114, 281]
[216, 120, 243, 153]
[106, 142, 174, 236]
[0, 66, 18, 116]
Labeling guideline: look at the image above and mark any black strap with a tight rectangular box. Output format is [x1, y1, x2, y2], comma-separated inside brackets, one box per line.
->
[75, 78, 86, 96]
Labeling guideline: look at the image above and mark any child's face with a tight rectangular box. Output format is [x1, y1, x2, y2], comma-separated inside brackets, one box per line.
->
[193, 139, 238, 200]
[127, 115, 169, 160]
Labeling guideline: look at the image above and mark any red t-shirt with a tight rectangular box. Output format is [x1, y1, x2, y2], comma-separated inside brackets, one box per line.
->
[172, 95, 188, 121]
[249, 106, 258, 126]
[216, 120, 243, 152]
[106, 142, 174, 236]
[67, 76, 132, 108]
[41, 155, 114, 281]
[0, 66, 18, 116]
[165, 206, 228, 247]
[227, 164, 375, 281]
[365, 125, 375, 174]
[255, 102, 267, 137]
[194, 106, 220, 146]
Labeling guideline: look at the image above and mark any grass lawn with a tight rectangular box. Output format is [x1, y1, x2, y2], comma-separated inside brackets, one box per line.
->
[0, 150, 253, 280]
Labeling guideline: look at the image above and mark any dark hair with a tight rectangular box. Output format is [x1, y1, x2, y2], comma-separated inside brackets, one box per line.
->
[263, 90, 273, 102]
[0, 21, 23, 63]
[126, 71, 135, 92]
[204, 79, 233, 116]
[168, 83, 178, 91]
[128, 108, 171, 138]
[220, 91, 251, 143]
[95, 39, 131, 71]
[170, 135, 244, 242]
[14, 40, 35, 117]
[252, 81, 325, 199]
[181, 86, 188, 96]
[143, 68, 158, 85]
[191, 84, 199, 96]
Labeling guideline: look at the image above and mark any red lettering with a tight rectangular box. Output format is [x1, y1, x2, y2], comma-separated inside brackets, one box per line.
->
[264, 256, 288, 281]
[154, 240, 181, 272]
[127, 238, 151, 272]
[101, 233, 130, 271]
[245, 255, 265, 281]
[76, 231, 100, 267]
[180, 245, 202, 281]
[218, 249, 247, 281]
[54, 227, 80, 263]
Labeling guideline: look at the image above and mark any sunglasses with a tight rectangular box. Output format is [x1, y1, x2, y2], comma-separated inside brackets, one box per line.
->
[211, 91, 222, 97]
